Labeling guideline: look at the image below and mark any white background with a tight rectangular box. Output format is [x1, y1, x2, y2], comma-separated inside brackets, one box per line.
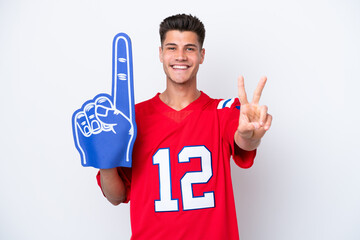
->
[1, 0, 359, 239]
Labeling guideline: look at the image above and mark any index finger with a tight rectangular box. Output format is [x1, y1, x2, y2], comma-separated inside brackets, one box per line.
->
[238, 76, 249, 104]
[111, 33, 135, 119]
[252, 76, 267, 104]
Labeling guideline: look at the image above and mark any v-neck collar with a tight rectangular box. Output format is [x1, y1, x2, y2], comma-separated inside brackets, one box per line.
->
[154, 91, 209, 113]
[151, 91, 211, 123]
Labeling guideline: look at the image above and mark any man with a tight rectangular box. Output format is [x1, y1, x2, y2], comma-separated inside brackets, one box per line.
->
[97, 14, 272, 239]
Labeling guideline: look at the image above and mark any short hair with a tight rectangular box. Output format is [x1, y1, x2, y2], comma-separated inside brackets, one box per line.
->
[159, 14, 206, 48]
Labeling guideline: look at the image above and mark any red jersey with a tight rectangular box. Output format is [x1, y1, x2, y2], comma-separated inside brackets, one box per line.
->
[98, 92, 256, 239]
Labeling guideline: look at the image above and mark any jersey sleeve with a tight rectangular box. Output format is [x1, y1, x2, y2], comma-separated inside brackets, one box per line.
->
[218, 97, 256, 168]
[96, 167, 132, 203]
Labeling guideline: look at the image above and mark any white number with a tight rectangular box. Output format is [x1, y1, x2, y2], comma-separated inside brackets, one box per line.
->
[153, 148, 179, 212]
[153, 146, 214, 212]
[179, 146, 214, 210]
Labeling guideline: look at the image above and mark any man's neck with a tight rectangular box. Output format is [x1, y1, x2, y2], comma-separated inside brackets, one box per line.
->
[159, 81, 201, 111]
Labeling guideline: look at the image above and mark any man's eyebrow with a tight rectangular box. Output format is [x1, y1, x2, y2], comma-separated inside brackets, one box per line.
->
[184, 44, 198, 48]
[164, 43, 199, 48]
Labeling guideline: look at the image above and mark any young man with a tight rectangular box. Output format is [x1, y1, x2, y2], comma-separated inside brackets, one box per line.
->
[98, 14, 272, 239]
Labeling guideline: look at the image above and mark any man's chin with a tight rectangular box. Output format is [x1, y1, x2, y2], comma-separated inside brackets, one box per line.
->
[169, 78, 192, 85]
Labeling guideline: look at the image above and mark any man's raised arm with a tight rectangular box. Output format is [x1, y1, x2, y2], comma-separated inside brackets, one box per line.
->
[234, 76, 272, 151]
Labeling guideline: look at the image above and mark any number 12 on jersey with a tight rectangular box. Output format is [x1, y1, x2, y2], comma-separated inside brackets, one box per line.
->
[152, 146, 215, 212]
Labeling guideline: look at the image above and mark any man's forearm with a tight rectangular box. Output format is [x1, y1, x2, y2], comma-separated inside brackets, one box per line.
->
[100, 168, 126, 206]
[234, 130, 261, 151]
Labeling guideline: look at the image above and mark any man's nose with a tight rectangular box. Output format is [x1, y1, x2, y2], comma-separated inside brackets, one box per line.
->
[175, 49, 187, 61]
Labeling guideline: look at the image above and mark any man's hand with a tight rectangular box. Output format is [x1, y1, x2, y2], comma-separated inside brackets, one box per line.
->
[234, 76, 272, 151]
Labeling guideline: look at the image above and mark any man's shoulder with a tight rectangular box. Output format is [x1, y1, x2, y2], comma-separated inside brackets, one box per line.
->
[135, 94, 159, 114]
[201, 92, 239, 110]
[216, 97, 240, 110]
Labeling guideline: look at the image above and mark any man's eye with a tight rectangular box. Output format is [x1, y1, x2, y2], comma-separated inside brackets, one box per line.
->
[167, 47, 176, 50]
[187, 48, 195, 51]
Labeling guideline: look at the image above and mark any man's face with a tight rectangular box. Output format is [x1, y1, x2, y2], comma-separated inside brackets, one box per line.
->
[159, 30, 205, 85]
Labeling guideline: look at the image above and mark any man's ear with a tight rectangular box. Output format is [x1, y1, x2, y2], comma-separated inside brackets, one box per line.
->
[200, 48, 205, 64]
[159, 46, 163, 63]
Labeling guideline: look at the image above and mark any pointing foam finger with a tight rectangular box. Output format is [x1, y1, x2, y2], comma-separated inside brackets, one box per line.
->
[112, 33, 134, 117]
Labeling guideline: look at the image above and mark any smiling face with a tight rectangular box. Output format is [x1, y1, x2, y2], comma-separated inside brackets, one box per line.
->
[159, 30, 205, 86]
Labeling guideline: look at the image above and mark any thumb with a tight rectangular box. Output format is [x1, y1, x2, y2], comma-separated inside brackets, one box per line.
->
[95, 96, 130, 125]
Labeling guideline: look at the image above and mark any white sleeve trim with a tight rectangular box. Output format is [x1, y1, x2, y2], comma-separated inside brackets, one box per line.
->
[217, 98, 236, 109]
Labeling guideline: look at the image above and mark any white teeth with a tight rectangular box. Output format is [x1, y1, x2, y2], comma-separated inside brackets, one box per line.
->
[172, 65, 188, 69]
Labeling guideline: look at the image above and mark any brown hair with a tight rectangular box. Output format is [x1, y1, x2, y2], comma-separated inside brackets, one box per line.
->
[159, 14, 206, 48]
